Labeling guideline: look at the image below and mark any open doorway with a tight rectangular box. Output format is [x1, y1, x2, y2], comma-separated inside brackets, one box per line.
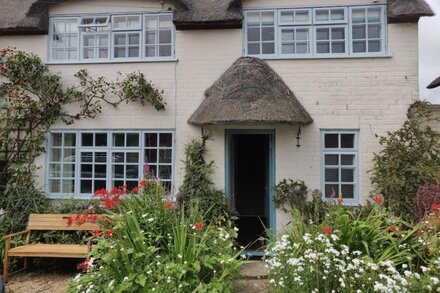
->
[226, 130, 274, 252]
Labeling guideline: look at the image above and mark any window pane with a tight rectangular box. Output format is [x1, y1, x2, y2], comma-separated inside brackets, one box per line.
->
[262, 43, 275, 54]
[52, 133, 62, 146]
[128, 16, 140, 28]
[81, 180, 92, 193]
[282, 43, 295, 54]
[95, 133, 107, 147]
[159, 15, 172, 29]
[145, 46, 156, 57]
[81, 152, 93, 162]
[62, 179, 75, 193]
[341, 134, 355, 148]
[50, 179, 61, 193]
[296, 29, 308, 41]
[83, 48, 94, 59]
[159, 149, 172, 163]
[341, 185, 354, 199]
[95, 152, 107, 163]
[51, 149, 62, 162]
[261, 12, 274, 25]
[247, 12, 260, 26]
[352, 25, 366, 39]
[280, 11, 294, 23]
[353, 41, 366, 53]
[352, 9, 366, 23]
[325, 184, 339, 198]
[296, 10, 309, 22]
[317, 28, 330, 40]
[114, 34, 126, 45]
[112, 16, 126, 29]
[128, 34, 140, 45]
[129, 47, 140, 58]
[63, 164, 75, 177]
[95, 180, 106, 191]
[341, 168, 354, 182]
[160, 133, 173, 147]
[368, 40, 381, 52]
[248, 43, 260, 55]
[113, 133, 125, 147]
[332, 42, 345, 53]
[368, 7, 381, 22]
[82, 133, 93, 146]
[113, 165, 124, 178]
[341, 155, 355, 165]
[126, 165, 139, 179]
[159, 45, 172, 57]
[316, 10, 329, 21]
[332, 28, 345, 40]
[99, 48, 108, 59]
[145, 133, 158, 147]
[146, 31, 156, 44]
[126, 133, 139, 147]
[159, 165, 172, 180]
[281, 29, 294, 42]
[145, 149, 157, 163]
[63, 149, 75, 162]
[296, 43, 309, 54]
[83, 35, 94, 46]
[159, 30, 171, 44]
[127, 181, 138, 190]
[81, 164, 93, 178]
[331, 9, 345, 21]
[325, 168, 339, 182]
[127, 153, 139, 163]
[50, 164, 61, 177]
[113, 180, 124, 188]
[325, 134, 339, 148]
[262, 27, 274, 41]
[112, 152, 124, 163]
[114, 47, 126, 58]
[64, 133, 76, 146]
[325, 154, 339, 165]
[145, 16, 158, 29]
[95, 165, 107, 178]
[368, 24, 381, 39]
[248, 27, 260, 42]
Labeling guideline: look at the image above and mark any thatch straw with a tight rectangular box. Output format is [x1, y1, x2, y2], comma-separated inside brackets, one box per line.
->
[428, 77, 440, 89]
[388, 0, 434, 23]
[188, 57, 313, 126]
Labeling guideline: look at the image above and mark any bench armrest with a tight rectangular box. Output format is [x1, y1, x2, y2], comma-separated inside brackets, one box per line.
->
[3, 230, 30, 240]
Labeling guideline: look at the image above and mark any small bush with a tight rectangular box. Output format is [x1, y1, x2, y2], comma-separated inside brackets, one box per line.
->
[415, 182, 440, 222]
[274, 179, 308, 213]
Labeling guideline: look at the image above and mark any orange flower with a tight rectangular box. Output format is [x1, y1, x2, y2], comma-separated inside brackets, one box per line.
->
[165, 202, 173, 210]
[194, 222, 203, 231]
[323, 226, 332, 234]
[389, 225, 396, 233]
[337, 197, 344, 204]
[372, 195, 384, 204]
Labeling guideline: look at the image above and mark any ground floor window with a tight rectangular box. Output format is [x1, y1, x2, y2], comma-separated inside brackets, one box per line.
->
[47, 130, 174, 198]
[321, 130, 359, 204]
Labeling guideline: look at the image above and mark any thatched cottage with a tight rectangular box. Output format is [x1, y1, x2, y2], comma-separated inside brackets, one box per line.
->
[0, 0, 434, 250]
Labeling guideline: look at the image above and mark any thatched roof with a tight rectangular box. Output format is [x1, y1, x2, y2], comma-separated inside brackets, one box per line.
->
[188, 57, 313, 126]
[172, 0, 242, 29]
[388, 0, 434, 23]
[428, 77, 440, 89]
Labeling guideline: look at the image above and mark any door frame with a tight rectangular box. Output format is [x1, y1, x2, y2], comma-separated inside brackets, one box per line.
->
[224, 129, 276, 238]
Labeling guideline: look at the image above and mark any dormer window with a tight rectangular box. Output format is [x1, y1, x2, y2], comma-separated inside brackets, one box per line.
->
[48, 12, 175, 63]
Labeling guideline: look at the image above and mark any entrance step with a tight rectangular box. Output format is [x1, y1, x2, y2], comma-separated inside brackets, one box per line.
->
[239, 261, 268, 279]
[233, 261, 270, 293]
[233, 279, 269, 293]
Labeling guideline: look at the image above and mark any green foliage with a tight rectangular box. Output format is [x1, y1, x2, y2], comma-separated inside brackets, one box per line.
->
[371, 101, 440, 220]
[179, 134, 234, 223]
[274, 179, 308, 213]
[68, 178, 243, 293]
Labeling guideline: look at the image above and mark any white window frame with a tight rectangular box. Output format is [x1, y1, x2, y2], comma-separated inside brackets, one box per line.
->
[278, 9, 312, 26]
[279, 26, 312, 57]
[46, 130, 175, 199]
[144, 13, 175, 60]
[243, 4, 387, 59]
[320, 130, 360, 205]
[48, 12, 175, 63]
[81, 31, 111, 61]
[314, 25, 348, 57]
[244, 10, 278, 58]
[112, 31, 142, 60]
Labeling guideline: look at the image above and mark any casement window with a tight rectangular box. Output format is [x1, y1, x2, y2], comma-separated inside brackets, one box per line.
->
[47, 130, 174, 198]
[244, 5, 386, 58]
[321, 131, 359, 204]
[48, 12, 175, 63]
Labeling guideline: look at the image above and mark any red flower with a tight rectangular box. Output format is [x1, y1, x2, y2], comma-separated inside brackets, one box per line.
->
[389, 225, 396, 233]
[139, 179, 147, 187]
[165, 202, 173, 210]
[372, 195, 384, 204]
[0, 66, 7, 74]
[93, 229, 101, 237]
[415, 229, 422, 235]
[337, 197, 344, 204]
[323, 226, 332, 234]
[104, 198, 113, 209]
[78, 258, 90, 271]
[194, 222, 203, 231]
[432, 203, 440, 215]
[67, 216, 73, 227]
[131, 186, 139, 193]
[104, 229, 113, 238]
[89, 214, 98, 223]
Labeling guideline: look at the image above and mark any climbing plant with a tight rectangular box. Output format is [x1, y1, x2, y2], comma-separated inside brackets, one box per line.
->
[0, 48, 166, 250]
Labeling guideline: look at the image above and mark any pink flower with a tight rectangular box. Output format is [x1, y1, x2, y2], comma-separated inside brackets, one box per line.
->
[372, 195, 384, 204]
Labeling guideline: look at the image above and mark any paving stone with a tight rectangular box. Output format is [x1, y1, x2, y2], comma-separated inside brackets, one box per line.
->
[233, 279, 270, 293]
[239, 261, 268, 279]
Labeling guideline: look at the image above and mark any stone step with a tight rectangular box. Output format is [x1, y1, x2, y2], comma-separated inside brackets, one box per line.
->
[239, 261, 268, 280]
[233, 279, 269, 293]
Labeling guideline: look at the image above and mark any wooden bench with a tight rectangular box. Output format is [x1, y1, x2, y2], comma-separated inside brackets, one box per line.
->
[3, 214, 100, 283]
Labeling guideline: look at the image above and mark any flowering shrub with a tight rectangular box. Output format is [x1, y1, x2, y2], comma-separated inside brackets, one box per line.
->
[67, 175, 243, 293]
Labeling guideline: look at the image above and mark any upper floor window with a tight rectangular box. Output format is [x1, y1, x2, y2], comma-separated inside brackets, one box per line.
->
[49, 12, 175, 63]
[244, 5, 386, 59]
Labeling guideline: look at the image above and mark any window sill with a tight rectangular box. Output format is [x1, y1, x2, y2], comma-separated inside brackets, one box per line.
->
[246, 54, 392, 60]
[46, 58, 179, 65]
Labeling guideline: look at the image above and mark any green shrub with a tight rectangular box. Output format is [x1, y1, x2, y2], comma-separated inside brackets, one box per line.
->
[68, 177, 243, 293]
[274, 179, 308, 213]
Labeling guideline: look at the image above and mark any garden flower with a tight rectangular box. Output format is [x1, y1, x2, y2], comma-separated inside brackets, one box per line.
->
[389, 225, 396, 233]
[93, 229, 102, 237]
[195, 222, 203, 231]
[337, 197, 344, 204]
[372, 194, 384, 204]
[139, 179, 147, 187]
[131, 186, 139, 193]
[104, 229, 113, 238]
[432, 203, 440, 215]
[144, 163, 150, 174]
[165, 202, 173, 210]
[67, 216, 73, 226]
[323, 226, 332, 234]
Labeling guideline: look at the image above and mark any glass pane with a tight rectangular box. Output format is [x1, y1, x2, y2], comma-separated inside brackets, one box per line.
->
[145, 46, 156, 57]
[81, 17, 94, 25]
[341, 185, 354, 199]
[95, 152, 107, 163]
[331, 9, 345, 21]
[112, 16, 126, 29]
[53, 49, 65, 60]
[296, 43, 308, 54]
[51, 149, 62, 162]
[81, 180, 92, 193]
[112, 152, 124, 163]
[50, 179, 61, 193]
[282, 43, 295, 54]
[316, 10, 329, 21]
[341, 134, 355, 148]
[114, 47, 126, 58]
[295, 10, 309, 22]
[296, 29, 308, 41]
[145, 133, 158, 147]
[368, 24, 381, 39]
[63, 164, 75, 177]
[248, 43, 260, 55]
[114, 34, 126, 45]
[63, 149, 75, 162]
[113, 180, 124, 188]
[163, 181, 172, 193]
[113, 165, 124, 178]
[341, 169, 354, 182]
[95, 165, 107, 178]
[261, 12, 274, 25]
[145, 16, 158, 29]
[98, 48, 108, 59]
[332, 28, 345, 40]
[159, 30, 172, 44]
[352, 9, 366, 23]
[49, 164, 61, 177]
[280, 11, 294, 23]
[81, 152, 93, 162]
[368, 7, 381, 22]
[159, 149, 172, 163]
[126, 133, 139, 147]
[262, 42, 275, 54]
[281, 29, 294, 42]
[126, 181, 138, 190]
[95, 133, 107, 147]
[128, 47, 139, 58]
[316, 28, 329, 40]
[52, 34, 64, 47]
[113, 133, 125, 147]
[324, 134, 338, 148]
[145, 149, 157, 163]
[127, 153, 139, 163]
[52, 133, 62, 146]
[82, 133, 93, 146]
[352, 25, 366, 39]
[317, 42, 330, 54]
[53, 21, 65, 34]
[159, 165, 172, 180]
[341, 155, 355, 165]
[67, 49, 77, 60]
[248, 27, 260, 42]
[247, 12, 260, 26]
[368, 40, 381, 52]
[353, 41, 366, 53]
[149, 165, 157, 177]
[159, 15, 172, 29]
[81, 164, 93, 178]
[160, 133, 173, 147]
[128, 33, 140, 45]
[332, 42, 345, 53]
[145, 31, 156, 44]
[67, 36, 78, 48]
[83, 35, 95, 46]
[62, 179, 75, 193]
[325, 184, 339, 198]
[127, 16, 140, 28]
[95, 180, 106, 191]
[126, 165, 139, 179]
[262, 27, 274, 41]
[64, 133, 76, 146]
[159, 45, 172, 57]
[325, 168, 339, 182]
[83, 48, 94, 59]
[325, 154, 339, 165]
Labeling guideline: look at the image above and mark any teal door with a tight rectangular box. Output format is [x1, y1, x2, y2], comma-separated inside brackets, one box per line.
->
[225, 130, 275, 251]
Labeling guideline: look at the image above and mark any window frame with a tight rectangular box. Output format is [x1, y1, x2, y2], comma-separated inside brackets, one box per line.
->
[320, 130, 360, 205]
[243, 9, 278, 58]
[48, 12, 175, 64]
[46, 129, 175, 199]
[279, 26, 313, 57]
[314, 25, 348, 57]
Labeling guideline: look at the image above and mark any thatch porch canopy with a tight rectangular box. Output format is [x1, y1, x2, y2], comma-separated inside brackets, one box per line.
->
[428, 77, 440, 89]
[388, 0, 434, 23]
[188, 57, 313, 126]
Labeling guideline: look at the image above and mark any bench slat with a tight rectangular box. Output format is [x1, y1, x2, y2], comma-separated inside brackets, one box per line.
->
[28, 214, 101, 231]
[8, 244, 89, 258]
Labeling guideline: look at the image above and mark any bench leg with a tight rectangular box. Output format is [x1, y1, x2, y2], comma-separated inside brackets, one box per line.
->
[3, 255, 9, 283]
[24, 257, 28, 270]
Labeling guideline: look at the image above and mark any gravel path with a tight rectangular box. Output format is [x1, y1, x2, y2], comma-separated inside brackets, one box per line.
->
[5, 272, 73, 293]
